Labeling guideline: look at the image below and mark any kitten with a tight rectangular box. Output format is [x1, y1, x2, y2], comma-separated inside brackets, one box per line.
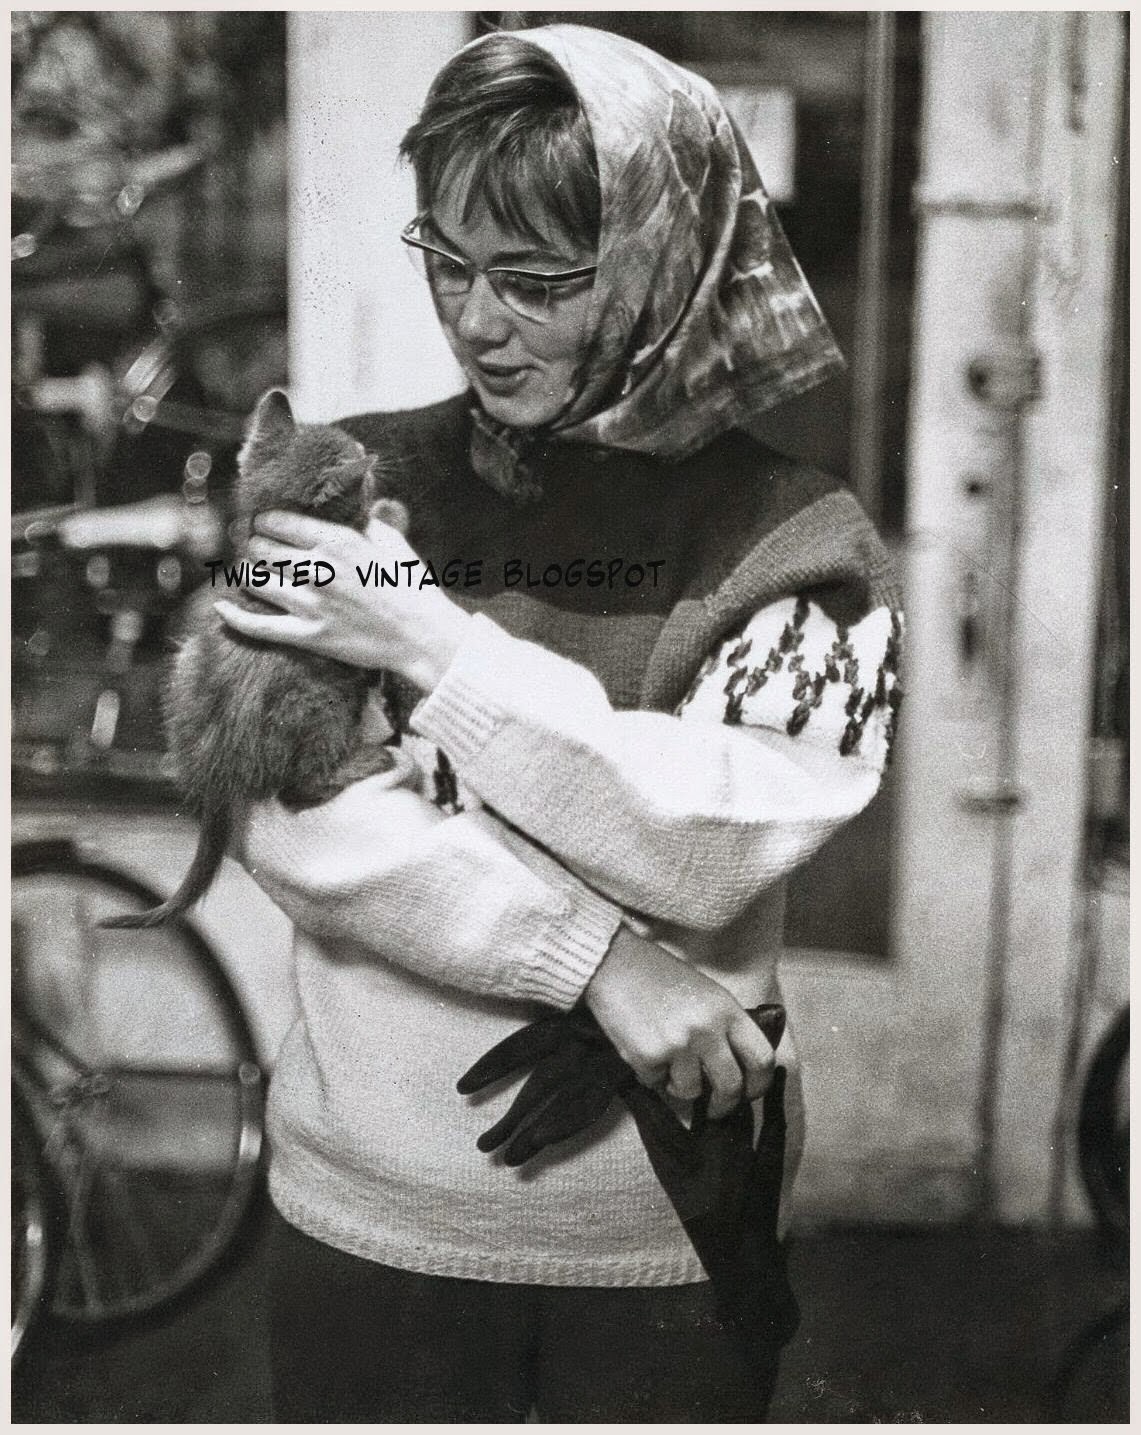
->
[106, 388, 409, 929]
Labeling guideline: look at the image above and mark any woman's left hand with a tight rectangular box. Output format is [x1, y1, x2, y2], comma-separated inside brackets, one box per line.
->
[213, 510, 472, 692]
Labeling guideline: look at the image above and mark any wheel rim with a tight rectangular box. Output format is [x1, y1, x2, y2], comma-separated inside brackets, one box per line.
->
[1077, 1007, 1129, 1244]
[11, 1081, 50, 1360]
[12, 844, 264, 1323]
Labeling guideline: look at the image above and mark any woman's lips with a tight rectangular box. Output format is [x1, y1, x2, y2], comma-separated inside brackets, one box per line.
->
[472, 361, 532, 395]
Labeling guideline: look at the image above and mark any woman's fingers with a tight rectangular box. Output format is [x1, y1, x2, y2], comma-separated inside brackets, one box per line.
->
[698, 1040, 747, 1120]
[215, 577, 316, 619]
[251, 509, 342, 548]
[665, 1052, 703, 1104]
[657, 1034, 773, 1119]
[727, 1013, 776, 1103]
[214, 599, 321, 646]
[226, 577, 320, 620]
[668, 1019, 774, 1119]
[584, 931, 778, 1119]
[247, 535, 305, 567]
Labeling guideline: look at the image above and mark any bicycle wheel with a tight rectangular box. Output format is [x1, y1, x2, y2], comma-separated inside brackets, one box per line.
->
[1077, 1006, 1129, 1245]
[1048, 1297, 1129, 1422]
[11, 1076, 51, 1361]
[11, 838, 264, 1324]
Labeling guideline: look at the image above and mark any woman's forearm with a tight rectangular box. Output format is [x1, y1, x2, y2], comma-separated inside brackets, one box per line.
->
[411, 600, 900, 928]
[239, 778, 622, 1009]
[241, 775, 778, 1118]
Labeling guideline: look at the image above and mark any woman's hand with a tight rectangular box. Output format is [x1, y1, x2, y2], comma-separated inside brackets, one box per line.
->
[584, 925, 773, 1119]
[213, 510, 472, 692]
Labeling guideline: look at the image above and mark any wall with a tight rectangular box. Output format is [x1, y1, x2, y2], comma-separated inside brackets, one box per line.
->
[285, 11, 467, 420]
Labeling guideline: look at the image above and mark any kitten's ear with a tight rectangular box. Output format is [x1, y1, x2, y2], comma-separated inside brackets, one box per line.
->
[312, 454, 375, 506]
[239, 389, 296, 468]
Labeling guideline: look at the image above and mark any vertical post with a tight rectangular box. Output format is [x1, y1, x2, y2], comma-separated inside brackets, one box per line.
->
[989, 12, 1125, 1223]
[892, 11, 1046, 1214]
[285, 12, 467, 421]
[897, 11, 1124, 1223]
[850, 11, 895, 525]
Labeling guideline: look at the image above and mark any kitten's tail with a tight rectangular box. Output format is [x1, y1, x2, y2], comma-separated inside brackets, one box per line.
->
[100, 804, 230, 930]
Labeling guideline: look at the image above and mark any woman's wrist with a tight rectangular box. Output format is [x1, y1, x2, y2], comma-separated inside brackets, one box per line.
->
[583, 924, 774, 1116]
[401, 602, 474, 693]
[584, 925, 684, 1020]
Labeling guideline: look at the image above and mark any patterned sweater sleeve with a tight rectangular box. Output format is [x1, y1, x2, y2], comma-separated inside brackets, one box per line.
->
[238, 767, 622, 1010]
[412, 598, 902, 930]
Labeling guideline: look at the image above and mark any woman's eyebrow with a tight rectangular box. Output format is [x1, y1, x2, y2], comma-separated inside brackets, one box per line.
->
[422, 215, 579, 269]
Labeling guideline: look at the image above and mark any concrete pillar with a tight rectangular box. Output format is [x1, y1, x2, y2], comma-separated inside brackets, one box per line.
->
[285, 12, 468, 421]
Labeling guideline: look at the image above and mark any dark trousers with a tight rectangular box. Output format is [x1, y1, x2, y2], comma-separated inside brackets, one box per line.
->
[268, 1208, 781, 1422]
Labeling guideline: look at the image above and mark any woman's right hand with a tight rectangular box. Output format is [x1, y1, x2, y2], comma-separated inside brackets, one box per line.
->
[583, 924, 774, 1119]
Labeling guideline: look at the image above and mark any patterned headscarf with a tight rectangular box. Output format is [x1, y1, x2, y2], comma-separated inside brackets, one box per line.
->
[464, 24, 845, 499]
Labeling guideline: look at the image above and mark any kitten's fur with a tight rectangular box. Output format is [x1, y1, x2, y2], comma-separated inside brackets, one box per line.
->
[107, 389, 409, 929]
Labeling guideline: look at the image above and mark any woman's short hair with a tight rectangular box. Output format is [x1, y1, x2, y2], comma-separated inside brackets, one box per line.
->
[400, 33, 600, 251]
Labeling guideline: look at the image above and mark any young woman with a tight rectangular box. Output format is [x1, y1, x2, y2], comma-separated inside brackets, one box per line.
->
[217, 24, 902, 1422]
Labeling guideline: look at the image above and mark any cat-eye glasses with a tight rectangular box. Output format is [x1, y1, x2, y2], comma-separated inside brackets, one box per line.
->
[400, 216, 597, 324]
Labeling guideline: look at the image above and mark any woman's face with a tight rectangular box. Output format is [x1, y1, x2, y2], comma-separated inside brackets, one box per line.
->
[423, 177, 597, 430]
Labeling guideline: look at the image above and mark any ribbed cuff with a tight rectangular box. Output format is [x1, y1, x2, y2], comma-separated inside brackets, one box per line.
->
[520, 877, 623, 1010]
[411, 613, 514, 766]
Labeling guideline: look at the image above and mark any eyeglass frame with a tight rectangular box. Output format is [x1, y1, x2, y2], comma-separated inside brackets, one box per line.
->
[400, 215, 597, 322]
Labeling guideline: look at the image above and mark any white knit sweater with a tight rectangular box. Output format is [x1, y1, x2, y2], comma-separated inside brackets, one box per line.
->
[238, 598, 896, 1285]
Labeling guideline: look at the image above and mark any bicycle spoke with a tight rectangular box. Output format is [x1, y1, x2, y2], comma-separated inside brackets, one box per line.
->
[98, 1166, 165, 1295]
[38, 1060, 261, 1320]
[72, 881, 101, 1045]
[59, 1150, 109, 1315]
[101, 1063, 258, 1083]
[13, 998, 91, 1079]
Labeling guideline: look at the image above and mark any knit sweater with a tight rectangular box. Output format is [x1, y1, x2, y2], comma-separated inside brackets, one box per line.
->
[237, 393, 901, 1286]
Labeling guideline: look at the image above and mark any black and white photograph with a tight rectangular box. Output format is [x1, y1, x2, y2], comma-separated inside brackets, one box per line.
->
[10, 7, 1128, 1424]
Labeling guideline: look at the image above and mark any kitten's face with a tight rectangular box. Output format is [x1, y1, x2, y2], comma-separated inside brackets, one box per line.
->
[236, 391, 377, 531]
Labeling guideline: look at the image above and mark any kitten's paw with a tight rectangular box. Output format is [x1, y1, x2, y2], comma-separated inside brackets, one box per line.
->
[281, 742, 408, 809]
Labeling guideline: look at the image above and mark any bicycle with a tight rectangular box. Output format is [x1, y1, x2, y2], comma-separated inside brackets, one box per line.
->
[13, 483, 230, 805]
[11, 1079, 51, 1363]
[13, 118, 289, 488]
[1046, 1003, 1129, 1420]
[10, 838, 265, 1356]
[12, 129, 288, 802]
[1076, 1004, 1129, 1248]
[11, 6, 275, 1365]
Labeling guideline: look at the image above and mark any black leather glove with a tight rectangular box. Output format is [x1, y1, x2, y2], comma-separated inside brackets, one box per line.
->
[458, 1003, 798, 1349]
[623, 1038, 800, 1350]
[456, 1005, 694, 1170]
